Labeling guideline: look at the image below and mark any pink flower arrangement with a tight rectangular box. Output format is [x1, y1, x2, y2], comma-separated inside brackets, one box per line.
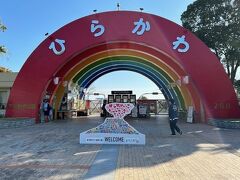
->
[105, 103, 134, 119]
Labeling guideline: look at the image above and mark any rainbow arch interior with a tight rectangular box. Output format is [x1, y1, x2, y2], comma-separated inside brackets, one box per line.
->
[6, 11, 240, 122]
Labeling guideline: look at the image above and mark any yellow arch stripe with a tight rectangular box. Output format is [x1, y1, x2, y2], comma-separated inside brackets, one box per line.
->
[53, 49, 196, 113]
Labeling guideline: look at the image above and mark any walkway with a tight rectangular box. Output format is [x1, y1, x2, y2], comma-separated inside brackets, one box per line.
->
[0, 115, 240, 179]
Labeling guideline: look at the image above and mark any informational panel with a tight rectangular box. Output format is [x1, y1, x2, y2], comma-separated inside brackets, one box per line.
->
[80, 103, 145, 145]
[130, 95, 136, 104]
[122, 95, 129, 103]
[108, 95, 114, 103]
[115, 95, 121, 103]
[187, 106, 194, 123]
[111, 91, 132, 95]
[139, 105, 147, 115]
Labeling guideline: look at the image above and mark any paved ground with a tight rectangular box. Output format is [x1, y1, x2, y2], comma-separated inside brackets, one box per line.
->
[0, 115, 240, 180]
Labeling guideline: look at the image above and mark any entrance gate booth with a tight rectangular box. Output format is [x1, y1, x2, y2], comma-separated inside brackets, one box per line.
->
[5, 11, 240, 124]
[108, 91, 136, 104]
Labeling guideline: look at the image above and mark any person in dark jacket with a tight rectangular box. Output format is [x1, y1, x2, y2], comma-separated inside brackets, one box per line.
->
[101, 100, 107, 117]
[43, 99, 51, 123]
[168, 99, 182, 135]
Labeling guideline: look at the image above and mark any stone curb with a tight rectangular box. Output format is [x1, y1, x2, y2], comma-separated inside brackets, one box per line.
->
[208, 119, 240, 129]
[0, 118, 35, 129]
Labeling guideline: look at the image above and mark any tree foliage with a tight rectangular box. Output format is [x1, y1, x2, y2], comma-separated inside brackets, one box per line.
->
[139, 96, 148, 100]
[234, 79, 240, 97]
[0, 20, 7, 54]
[181, 0, 240, 83]
[0, 66, 11, 72]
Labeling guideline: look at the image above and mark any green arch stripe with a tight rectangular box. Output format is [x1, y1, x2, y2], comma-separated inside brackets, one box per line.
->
[80, 64, 185, 110]
[73, 56, 173, 82]
[71, 56, 186, 109]
[75, 58, 185, 109]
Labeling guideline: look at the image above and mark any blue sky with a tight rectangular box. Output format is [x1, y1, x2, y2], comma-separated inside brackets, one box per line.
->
[0, 0, 196, 99]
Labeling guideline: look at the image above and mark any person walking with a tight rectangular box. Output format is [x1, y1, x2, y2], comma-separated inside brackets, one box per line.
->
[168, 99, 182, 135]
[43, 99, 51, 123]
[101, 100, 107, 117]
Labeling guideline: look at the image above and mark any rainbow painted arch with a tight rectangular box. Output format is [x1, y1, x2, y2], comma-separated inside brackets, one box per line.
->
[6, 11, 240, 122]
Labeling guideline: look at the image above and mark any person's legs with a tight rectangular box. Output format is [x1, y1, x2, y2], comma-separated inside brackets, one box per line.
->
[44, 111, 49, 122]
[173, 119, 182, 135]
[44, 115, 48, 122]
[169, 120, 176, 135]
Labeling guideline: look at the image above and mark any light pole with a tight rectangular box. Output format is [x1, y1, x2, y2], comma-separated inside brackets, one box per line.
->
[117, 3, 120, 11]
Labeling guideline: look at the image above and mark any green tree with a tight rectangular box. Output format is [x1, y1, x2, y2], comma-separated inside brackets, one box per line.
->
[0, 20, 7, 54]
[139, 96, 148, 100]
[181, 0, 240, 83]
[234, 79, 240, 97]
[0, 66, 11, 72]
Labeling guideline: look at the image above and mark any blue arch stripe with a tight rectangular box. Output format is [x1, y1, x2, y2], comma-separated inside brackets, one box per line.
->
[77, 63, 182, 108]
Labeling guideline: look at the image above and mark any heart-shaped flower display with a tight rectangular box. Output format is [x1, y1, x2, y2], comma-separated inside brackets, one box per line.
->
[105, 103, 134, 119]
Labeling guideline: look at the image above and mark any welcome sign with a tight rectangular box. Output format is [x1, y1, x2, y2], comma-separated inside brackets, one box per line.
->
[80, 103, 145, 145]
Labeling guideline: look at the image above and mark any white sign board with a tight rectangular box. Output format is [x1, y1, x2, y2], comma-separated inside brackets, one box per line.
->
[139, 105, 147, 115]
[80, 133, 145, 145]
[187, 106, 193, 123]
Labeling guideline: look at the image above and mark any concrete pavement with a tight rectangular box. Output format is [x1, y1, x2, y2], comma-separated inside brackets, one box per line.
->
[0, 115, 240, 179]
